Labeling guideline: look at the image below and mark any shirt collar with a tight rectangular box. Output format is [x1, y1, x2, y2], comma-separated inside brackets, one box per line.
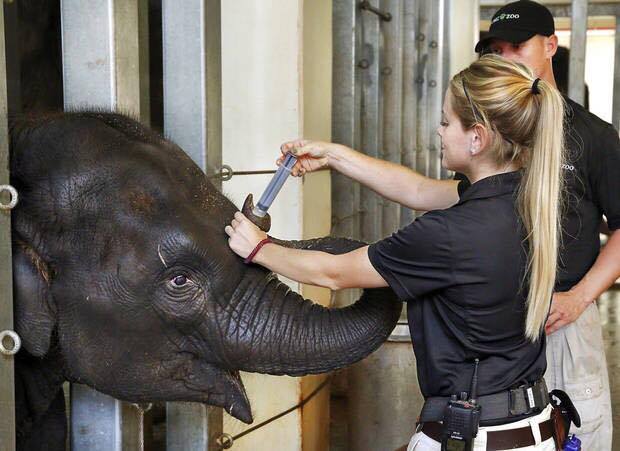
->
[457, 171, 522, 204]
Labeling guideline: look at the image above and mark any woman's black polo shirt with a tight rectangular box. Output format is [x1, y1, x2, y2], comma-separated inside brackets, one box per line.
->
[368, 171, 546, 399]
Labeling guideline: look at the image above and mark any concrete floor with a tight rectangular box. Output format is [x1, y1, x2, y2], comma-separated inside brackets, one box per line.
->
[331, 287, 620, 450]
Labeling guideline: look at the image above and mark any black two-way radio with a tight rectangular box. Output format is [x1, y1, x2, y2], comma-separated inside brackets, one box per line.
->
[441, 359, 482, 451]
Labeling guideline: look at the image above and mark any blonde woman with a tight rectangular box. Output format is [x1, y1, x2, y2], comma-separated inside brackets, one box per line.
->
[226, 55, 565, 450]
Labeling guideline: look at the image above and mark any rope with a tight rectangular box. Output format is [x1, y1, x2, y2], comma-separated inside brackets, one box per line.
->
[216, 376, 332, 449]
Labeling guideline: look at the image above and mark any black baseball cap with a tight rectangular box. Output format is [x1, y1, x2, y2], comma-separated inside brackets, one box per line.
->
[475, 1, 555, 53]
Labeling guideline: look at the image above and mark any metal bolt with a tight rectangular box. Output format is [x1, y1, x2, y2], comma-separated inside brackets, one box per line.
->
[358, 59, 370, 69]
[430, 41, 438, 49]
[416, 33, 426, 42]
[415, 77, 425, 84]
[0, 184, 18, 210]
[429, 80, 437, 88]
[218, 165, 233, 181]
[381, 66, 392, 76]
[0, 330, 21, 356]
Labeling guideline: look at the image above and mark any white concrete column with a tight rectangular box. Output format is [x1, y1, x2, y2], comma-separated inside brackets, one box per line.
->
[448, 0, 478, 77]
[221, 0, 331, 449]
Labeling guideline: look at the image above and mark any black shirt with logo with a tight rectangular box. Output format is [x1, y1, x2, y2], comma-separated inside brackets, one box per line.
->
[455, 98, 620, 290]
[368, 172, 546, 399]
[555, 98, 620, 290]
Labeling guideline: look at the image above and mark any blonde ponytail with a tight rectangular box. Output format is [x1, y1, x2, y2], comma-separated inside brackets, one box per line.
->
[449, 55, 565, 341]
[518, 80, 565, 341]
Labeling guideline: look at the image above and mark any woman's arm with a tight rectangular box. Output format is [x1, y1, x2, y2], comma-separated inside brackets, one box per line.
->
[281, 140, 460, 211]
[225, 212, 388, 290]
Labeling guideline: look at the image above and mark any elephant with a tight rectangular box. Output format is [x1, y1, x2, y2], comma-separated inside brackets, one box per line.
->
[8, 111, 402, 450]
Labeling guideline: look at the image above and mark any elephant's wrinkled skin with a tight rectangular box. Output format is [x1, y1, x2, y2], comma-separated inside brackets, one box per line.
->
[10, 112, 401, 450]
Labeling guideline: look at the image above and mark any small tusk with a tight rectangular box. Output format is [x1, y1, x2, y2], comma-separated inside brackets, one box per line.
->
[157, 244, 168, 268]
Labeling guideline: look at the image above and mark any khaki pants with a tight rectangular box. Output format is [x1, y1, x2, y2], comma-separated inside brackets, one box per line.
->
[406, 405, 556, 450]
[545, 302, 612, 450]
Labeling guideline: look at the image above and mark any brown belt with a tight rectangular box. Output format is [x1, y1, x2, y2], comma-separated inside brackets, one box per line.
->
[420, 418, 555, 450]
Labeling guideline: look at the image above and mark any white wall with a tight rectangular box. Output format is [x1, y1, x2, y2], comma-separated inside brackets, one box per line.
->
[557, 29, 615, 123]
[220, 0, 332, 449]
[448, 0, 479, 77]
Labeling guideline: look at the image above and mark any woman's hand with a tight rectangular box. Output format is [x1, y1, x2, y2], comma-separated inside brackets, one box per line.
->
[225, 212, 268, 259]
[279, 139, 344, 176]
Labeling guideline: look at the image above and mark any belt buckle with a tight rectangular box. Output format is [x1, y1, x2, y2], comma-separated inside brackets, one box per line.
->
[509, 384, 536, 416]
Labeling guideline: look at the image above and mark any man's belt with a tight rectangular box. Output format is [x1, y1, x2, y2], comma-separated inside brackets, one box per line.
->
[419, 379, 550, 423]
[420, 419, 554, 449]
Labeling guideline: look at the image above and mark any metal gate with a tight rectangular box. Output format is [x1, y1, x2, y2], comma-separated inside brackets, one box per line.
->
[332, 2, 449, 448]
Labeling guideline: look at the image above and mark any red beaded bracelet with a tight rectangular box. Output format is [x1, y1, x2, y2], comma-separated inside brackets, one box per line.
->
[244, 237, 272, 264]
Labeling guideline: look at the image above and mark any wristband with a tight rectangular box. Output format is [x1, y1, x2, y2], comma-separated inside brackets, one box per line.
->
[244, 237, 272, 264]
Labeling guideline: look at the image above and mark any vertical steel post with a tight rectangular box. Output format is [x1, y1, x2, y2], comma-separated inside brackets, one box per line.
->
[0, 3, 15, 449]
[569, 0, 588, 106]
[359, 0, 383, 243]
[332, 0, 361, 307]
[400, 0, 418, 226]
[613, 15, 620, 129]
[60, 1, 145, 449]
[426, 0, 444, 180]
[380, 0, 403, 237]
[415, 0, 430, 186]
[4, 1, 20, 115]
[162, 1, 223, 449]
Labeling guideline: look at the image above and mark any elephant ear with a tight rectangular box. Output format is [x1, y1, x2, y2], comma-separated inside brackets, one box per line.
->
[13, 242, 56, 357]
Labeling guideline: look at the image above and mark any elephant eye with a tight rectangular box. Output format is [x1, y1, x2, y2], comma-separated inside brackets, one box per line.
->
[172, 275, 188, 287]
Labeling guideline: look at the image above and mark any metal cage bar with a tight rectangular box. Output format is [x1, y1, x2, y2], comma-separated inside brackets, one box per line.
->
[162, 1, 223, 448]
[400, 0, 419, 226]
[426, 0, 445, 180]
[380, 0, 404, 237]
[332, 0, 362, 307]
[0, 2, 15, 448]
[60, 1, 145, 449]
[359, 0, 383, 243]
[568, 0, 588, 106]
[613, 16, 620, 129]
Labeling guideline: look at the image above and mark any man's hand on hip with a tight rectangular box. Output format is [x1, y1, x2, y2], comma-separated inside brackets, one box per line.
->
[545, 289, 592, 335]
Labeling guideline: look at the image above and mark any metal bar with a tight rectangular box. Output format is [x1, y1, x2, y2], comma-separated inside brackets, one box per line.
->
[400, 0, 418, 226]
[481, 3, 620, 21]
[427, 0, 445, 180]
[162, 0, 222, 186]
[332, 0, 362, 306]
[61, 1, 143, 449]
[162, 1, 224, 448]
[138, 0, 151, 125]
[70, 385, 122, 450]
[359, 0, 382, 242]
[0, 2, 15, 448]
[441, 0, 452, 180]
[332, 0, 361, 240]
[613, 16, 620, 129]
[568, 0, 588, 106]
[4, 1, 20, 114]
[380, 0, 403, 236]
[416, 0, 431, 185]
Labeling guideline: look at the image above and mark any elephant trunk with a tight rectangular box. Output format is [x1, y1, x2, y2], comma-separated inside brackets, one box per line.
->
[221, 237, 402, 376]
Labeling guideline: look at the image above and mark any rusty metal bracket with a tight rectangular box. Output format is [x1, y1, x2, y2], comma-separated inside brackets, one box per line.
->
[359, 1, 392, 22]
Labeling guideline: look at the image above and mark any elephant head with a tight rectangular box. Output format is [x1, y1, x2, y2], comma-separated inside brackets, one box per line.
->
[10, 112, 401, 424]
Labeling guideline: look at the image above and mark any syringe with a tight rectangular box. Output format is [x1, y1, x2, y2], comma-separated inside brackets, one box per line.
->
[252, 153, 298, 218]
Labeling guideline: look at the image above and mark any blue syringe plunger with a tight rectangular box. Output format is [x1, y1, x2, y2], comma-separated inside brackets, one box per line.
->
[252, 153, 298, 217]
